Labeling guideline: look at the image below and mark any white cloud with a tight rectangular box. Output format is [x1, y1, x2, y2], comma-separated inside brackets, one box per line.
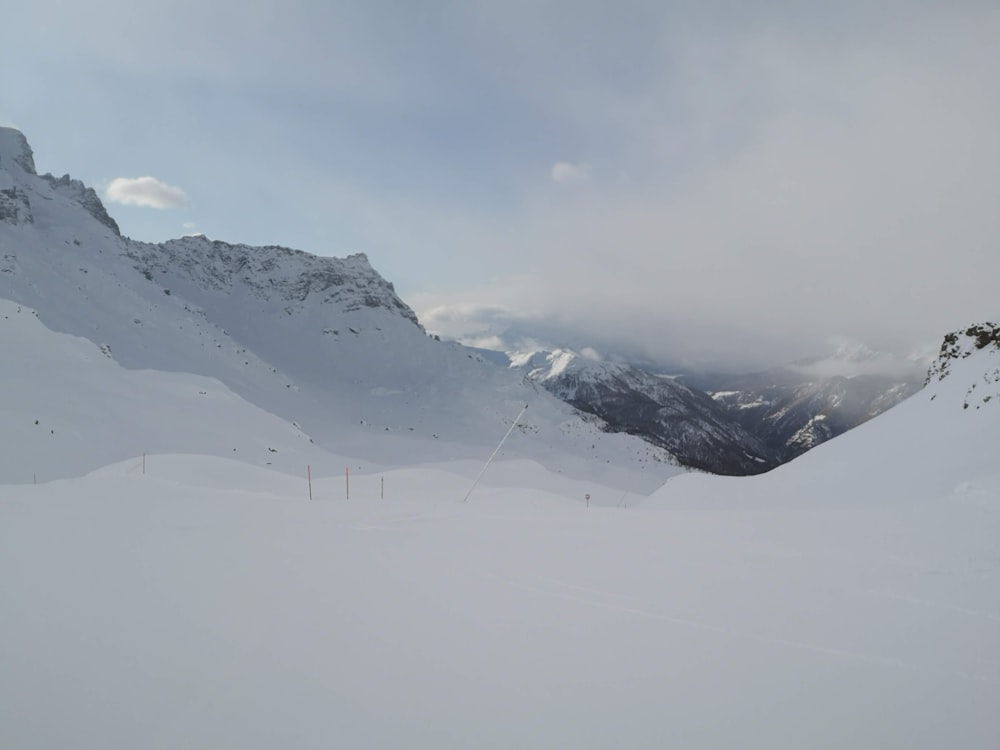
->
[405, 3, 1000, 370]
[105, 176, 188, 209]
[550, 161, 591, 183]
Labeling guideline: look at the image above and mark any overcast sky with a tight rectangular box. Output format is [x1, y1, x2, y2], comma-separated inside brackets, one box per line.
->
[3, 1, 998, 369]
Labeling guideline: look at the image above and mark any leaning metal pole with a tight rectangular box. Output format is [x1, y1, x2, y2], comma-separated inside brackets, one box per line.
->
[462, 403, 529, 503]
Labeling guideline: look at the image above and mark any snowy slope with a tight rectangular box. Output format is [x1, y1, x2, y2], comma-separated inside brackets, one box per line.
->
[0, 298, 333, 482]
[1, 375, 997, 748]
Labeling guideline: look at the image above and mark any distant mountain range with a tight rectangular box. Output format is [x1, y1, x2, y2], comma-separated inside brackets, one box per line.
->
[681, 365, 923, 467]
[500, 346, 923, 475]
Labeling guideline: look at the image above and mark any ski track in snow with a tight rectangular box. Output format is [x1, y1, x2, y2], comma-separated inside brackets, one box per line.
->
[485, 573, 1000, 687]
[351, 512, 455, 531]
[861, 589, 1000, 623]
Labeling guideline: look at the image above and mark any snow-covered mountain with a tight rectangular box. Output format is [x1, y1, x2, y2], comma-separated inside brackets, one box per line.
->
[511, 348, 777, 475]
[0, 127, 677, 488]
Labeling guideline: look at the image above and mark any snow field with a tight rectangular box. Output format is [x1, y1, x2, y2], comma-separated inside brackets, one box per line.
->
[1, 454, 997, 749]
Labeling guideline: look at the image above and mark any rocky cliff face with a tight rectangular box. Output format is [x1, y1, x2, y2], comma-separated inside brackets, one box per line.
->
[0, 186, 33, 226]
[0, 128, 36, 174]
[926, 322, 1000, 411]
[40, 173, 121, 235]
[0, 129, 37, 227]
[0, 128, 119, 234]
[126, 236, 418, 324]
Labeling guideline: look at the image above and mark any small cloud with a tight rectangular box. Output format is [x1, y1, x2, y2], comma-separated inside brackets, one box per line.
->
[105, 176, 188, 208]
[550, 161, 591, 184]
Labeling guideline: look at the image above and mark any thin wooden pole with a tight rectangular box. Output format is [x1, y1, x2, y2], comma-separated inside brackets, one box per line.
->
[307, 465, 312, 501]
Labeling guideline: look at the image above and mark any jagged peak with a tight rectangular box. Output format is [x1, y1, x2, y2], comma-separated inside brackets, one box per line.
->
[0, 129, 120, 235]
[40, 172, 121, 236]
[0, 127, 36, 175]
[510, 347, 619, 383]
